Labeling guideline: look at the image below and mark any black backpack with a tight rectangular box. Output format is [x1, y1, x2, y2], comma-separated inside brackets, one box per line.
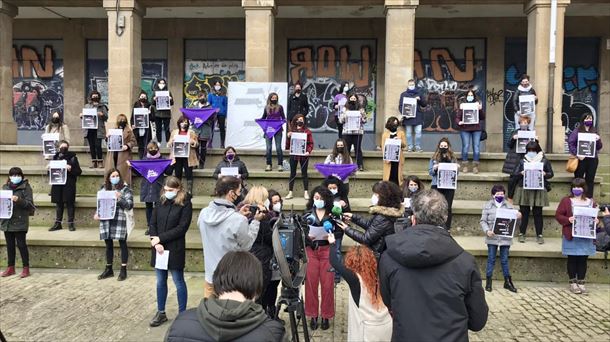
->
[595, 229, 610, 269]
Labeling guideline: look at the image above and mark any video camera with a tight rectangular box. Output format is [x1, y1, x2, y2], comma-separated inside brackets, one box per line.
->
[272, 210, 308, 289]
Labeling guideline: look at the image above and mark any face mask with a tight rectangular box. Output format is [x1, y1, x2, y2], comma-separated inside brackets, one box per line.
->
[91, 96, 100, 102]
[295, 88, 301, 94]
[337, 147, 344, 153]
[272, 202, 282, 213]
[118, 121, 127, 128]
[199, 98, 206, 104]
[343, 86, 349, 93]
[526, 151, 537, 159]
[139, 97, 147, 102]
[226, 153, 235, 161]
[519, 124, 529, 130]
[52, 117, 60, 123]
[9, 176, 22, 185]
[214, 85, 221, 91]
[59, 147, 68, 153]
[371, 194, 379, 206]
[110, 177, 120, 185]
[148, 149, 158, 156]
[584, 120, 593, 127]
[329, 189, 338, 196]
[296, 121, 304, 127]
[408, 186, 418, 193]
[349, 100, 357, 105]
[313, 199, 325, 209]
[270, 99, 278, 105]
[408, 85, 415, 90]
[439, 147, 448, 153]
[264, 199, 270, 210]
[180, 123, 189, 130]
[494, 196, 504, 204]
[571, 188, 584, 197]
[158, 83, 166, 90]
[467, 95, 474, 102]
[165, 191, 177, 200]
[389, 124, 398, 132]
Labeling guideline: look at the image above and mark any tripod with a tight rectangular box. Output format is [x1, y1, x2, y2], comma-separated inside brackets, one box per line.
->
[275, 286, 310, 342]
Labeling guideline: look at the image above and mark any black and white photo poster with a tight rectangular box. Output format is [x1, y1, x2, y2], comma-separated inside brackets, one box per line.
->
[290, 132, 307, 156]
[0, 190, 12, 219]
[345, 111, 361, 132]
[577, 133, 597, 158]
[173, 135, 190, 158]
[155, 91, 171, 110]
[492, 208, 518, 238]
[107, 129, 123, 152]
[133, 108, 150, 129]
[41, 133, 59, 157]
[82, 108, 98, 129]
[572, 206, 598, 239]
[402, 97, 417, 119]
[518, 95, 536, 116]
[383, 138, 401, 162]
[97, 190, 117, 220]
[523, 162, 544, 190]
[460, 103, 479, 125]
[516, 130, 536, 154]
[437, 163, 458, 189]
[49, 160, 67, 185]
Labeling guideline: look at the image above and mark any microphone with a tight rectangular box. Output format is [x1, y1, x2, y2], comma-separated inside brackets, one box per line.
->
[330, 203, 343, 220]
[323, 220, 334, 233]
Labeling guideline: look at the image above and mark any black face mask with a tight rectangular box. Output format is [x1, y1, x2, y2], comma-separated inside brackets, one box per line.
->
[91, 97, 100, 102]
[270, 99, 278, 105]
[140, 98, 147, 102]
[180, 123, 189, 130]
[148, 149, 158, 156]
[337, 147, 344, 153]
[199, 98, 206, 104]
[389, 124, 398, 132]
[52, 117, 60, 124]
[296, 121, 304, 127]
[59, 147, 68, 153]
[118, 121, 127, 129]
[439, 147, 448, 154]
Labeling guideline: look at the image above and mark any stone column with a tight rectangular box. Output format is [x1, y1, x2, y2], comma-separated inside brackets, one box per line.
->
[384, 0, 418, 123]
[525, 0, 570, 153]
[242, 0, 275, 82]
[0, 1, 17, 144]
[167, 21, 184, 123]
[63, 20, 86, 144]
[103, 0, 144, 124]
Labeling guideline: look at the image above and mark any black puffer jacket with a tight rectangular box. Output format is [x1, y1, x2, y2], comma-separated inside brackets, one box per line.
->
[379, 224, 488, 342]
[344, 205, 404, 256]
[50, 151, 82, 203]
[149, 194, 193, 270]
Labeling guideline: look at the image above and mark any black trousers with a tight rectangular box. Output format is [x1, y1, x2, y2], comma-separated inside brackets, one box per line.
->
[519, 206, 543, 236]
[574, 157, 598, 198]
[104, 239, 128, 265]
[136, 133, 149, 159]
[155, 117, 171, 143]
[389, 162, 399, 185]
[507, 175, 519, 199]
[567, 255, 588, 280]
[173, 158, 193, 181]
[145, 202, 154, 229]
[289, 157, 309, 191]
[55, 201, 75, 224]
[335, 116, 343, 139]
[86, 131, 103, 160]
[4, 231, 29, 267]
[197, 139, 207, 168]
[344, 134, 364, 167]
[432, 186, 454, 229]
[217, 116, 226, 147]
[262, 279, 281, 314]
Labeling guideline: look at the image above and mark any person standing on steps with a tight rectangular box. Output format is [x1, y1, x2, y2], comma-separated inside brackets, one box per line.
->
[168, 116, 198, 194]
[568, 113, 603, 198]
[287, 81, 309, 123]
[382, 116, 406, 186]
[480, 185, 520, 293]
[208, 80, 228, 149]
[324, 138, 353, 195]
[153, 78, 174, 144]
[131, 90, 155, 160]
[44, 110, 71, 146]
[261, 92, 286, 172]
[512, 74, 538, 130]
[503, 115, 537, 202]
[398, 79, 426, 152]
[212, 146, 250, 192]
[456, 88, 485, 174]
[429, 137, 458, 229]
[191, 91, 215, 170]
[149, 176, 192, 327]
[81, 90, 108, 169]
[49, 141, 82, 232]
[104, 114, 137, 186]
[339, 93, 367, 171]
[285, 114, 313, 200]
[333, 82, 350, 139]
[0, 167, 35, 279]
[94, 169, 134, 282]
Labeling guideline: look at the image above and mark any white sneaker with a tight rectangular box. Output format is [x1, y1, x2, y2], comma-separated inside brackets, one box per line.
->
[304, 191, 309, 200]
[570, 282, 582, 294]
[577, 281, 587, 294]
[285, 191, 293, 199]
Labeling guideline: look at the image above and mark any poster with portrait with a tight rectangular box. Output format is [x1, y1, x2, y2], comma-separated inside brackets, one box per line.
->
[97, 190, 117, 220]
[345, 111, 362, 132]
[518, 95, 536, 116]
[290, 132, 307, 156]
[577, 133, 597, 158]
[107, 129, 123, 152]
[173, 135, 190, 158]
[523, 162, 544, 190]
[133, 108, 150, 129]
[42, 133, 60, 157]
[49, 160, 67, 185]
[572, 206, 598, 240]
[437, 163, 458, 189]
[402, 97, 417, 119]
[155, 91, 171, 110]
[516, 130, 536, 154]
[0, 190, 13, 219]
[492, 208, 518, 238]
[460, 102, 479, 125]
[82, 108, 98, 129]
[383, 138, 401, 162]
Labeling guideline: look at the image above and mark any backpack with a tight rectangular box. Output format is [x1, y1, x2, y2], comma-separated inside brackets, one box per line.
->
[594, 229, 610, 269]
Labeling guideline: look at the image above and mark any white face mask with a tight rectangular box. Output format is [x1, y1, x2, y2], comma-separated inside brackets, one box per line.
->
[408, 85, 415, 90]
[214, 85, 221, 91]
[272, 202, 282, 213]
[314, 199, 325, 209]
[158, 83, 166, 90]
[329, 189, 338, 196]
[371, 194, 379, 206]
[343, 86, 349, 93]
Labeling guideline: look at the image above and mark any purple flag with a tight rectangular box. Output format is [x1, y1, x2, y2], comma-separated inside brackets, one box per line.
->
[180, 108, 216, 128]
[314, 163, 358, 181]
[255, 119, 286, 139]
[129, 159, 172, 184]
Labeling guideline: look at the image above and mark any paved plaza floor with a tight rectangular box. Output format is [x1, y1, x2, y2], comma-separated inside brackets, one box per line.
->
[0, 269, 608, 341]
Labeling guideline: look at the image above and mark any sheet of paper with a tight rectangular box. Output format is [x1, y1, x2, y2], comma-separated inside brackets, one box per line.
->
[402, 97, 417, 119]
[173, 135, 190, 158]
[42, 133, 60, 157]
[82, 108, 98, 129]
[155, 250, 170, 270]
[308, 225, 328, 241]
[290, 132, 308, 156]
[523, 162, 544, 190]
[492, 208, 518, 238]
[518, 94, 536, 116]
[345, 111, 362, 132]
[576, 133, 597, 158]
[437, 163, 458, 190]
[97, 190, 117, 220]
[460, 102, 479, 125]
[516, 130, 536, 153]
[0, 190, 13, 219]
[572, 206, 598, 240]
[107, 129, 123, 151]
[383, 138, 401, 162]
[155, 91, 171, 110]
[49, 160, 68, 185]
[220, 167, 239, 176]
[133, 108, 150, 129]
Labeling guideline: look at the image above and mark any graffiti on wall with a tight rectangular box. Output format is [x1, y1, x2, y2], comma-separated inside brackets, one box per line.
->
[414, 39, 487, 133]
[183, 60, 245, 108]
[12, 43, 64, 130]
[287, 40, 377, 133]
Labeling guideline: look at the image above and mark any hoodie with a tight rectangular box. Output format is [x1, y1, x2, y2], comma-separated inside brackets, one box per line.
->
[379, 225, 488, 342]
[198, 199, 260, 283]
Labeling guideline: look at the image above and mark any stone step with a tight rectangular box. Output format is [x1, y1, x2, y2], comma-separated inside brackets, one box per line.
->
[1, 226, 607, 283]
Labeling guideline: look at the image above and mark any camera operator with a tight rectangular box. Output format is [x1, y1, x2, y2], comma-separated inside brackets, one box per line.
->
[198, 176, 266, 298]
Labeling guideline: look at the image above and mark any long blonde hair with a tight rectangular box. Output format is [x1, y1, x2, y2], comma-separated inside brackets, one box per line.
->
[161, 176, 187, 206]
[243, 186, 269, 206]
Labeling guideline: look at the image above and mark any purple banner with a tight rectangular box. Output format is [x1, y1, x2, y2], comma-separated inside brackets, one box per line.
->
[129, 159, 172, 184]
[180, 108, 216, 128]
[255, 119, 286, 139]
[314, 163, 358, 181]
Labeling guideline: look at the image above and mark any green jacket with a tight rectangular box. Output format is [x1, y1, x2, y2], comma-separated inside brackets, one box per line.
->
[0, 180, 35, 232]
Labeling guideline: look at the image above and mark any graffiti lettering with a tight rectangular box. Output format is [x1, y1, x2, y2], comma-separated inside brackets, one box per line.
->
[12, 45, 55, 79]
[183, 60, 245, 108]
[563, 66, 598, 92]
[486, 88, 504, 106]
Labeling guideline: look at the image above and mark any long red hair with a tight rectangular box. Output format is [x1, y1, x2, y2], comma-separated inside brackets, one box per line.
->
[344, 245, 383, 309]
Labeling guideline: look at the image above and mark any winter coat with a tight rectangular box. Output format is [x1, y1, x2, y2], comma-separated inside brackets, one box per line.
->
[104, 127, 137, 186]
[168, 129, 199, 168]
[555, 196, 597, 256]
[0, 180, 35, 233]
[287, 92, 309, 121]
[191, 102, 216, 141]
[502, 129, 536, 175]
[382, 130, 407, 186]
[428, 155, 458, 187]
[480, 200, 516, 246]
[345, 205, 405, 257]
[567, 127, 603, 158]
[153, 89, 174, 119]
[98, 183, 134, 240]
[150, 194, 193, 270]
[164, 297, 285, 342]
[455, 101, 485, 132]
[398, 88, 426, 126]
[45, 123, 71, 144]
[50, 151, 82, 204]
[286, 127, 314, 162]
[212, 157, 249, 181]
[198, 199, 261, 283]
[339, 107, 367, 135]
[208, 92, 228, 117]
[131, 100, 155, 143]
[84, 102, 109, 139]
[512, 86, 537, 114]
[379, 224, 489, 342]
[512, 153, 554, 191]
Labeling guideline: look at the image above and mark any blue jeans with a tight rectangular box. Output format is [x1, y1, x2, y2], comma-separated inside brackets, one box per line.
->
[156, 268, 188, 313]
[460, 130, 481, 161]
[265, 130, 284, 166]
[405, 124, 422, 150]
[486, 245, 511, 278]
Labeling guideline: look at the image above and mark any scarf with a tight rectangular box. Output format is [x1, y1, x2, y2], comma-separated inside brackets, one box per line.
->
[524, 151, 544, 163]
[146, 152, 161, 159]
[518, 85, 532, 92]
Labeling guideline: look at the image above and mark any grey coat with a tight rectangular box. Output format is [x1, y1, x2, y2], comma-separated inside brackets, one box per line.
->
[480, 200, 516, 246]
[0, 180, 35, 233]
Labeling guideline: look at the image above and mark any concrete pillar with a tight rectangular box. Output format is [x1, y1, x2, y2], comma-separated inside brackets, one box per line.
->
[525, 0, 570, 153]
[103, 0, 144, 124]
[384, 0, 418, 123]
[167, 20, 184, 123]
[63, 20, 86, 144]
[0, 1, 17, 144]
[242, 0, 275, 82]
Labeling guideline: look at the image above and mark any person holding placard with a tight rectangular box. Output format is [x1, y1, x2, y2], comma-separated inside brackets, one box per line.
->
[212, 147, 250, 190]
[168, 116, 199, 194]
[333, 82, 350, 139]
[555, 178, 599, 294]
[153, 79, 174, 144]
[94, 169, 134, 281]
[132, 90, 155, 159]
[104, 114, 137, 186]
[324, 138, 353, 195]
[148, 176, 192, 327]
[208, 81, 228, 149]
[513, 141, 554, 244]
[49, 141, 82, 232]
[191, 91, 216, 169]
[480, 185, 520, 293]
[81, 90, 108, 169]
[398, 79, 426, 152]
[0, 167, 35, 278]
[568, 113, 603, 198]
[428, 137, 458, 229]
[512, 74, 538, 130]
[44, 110, 71, 145]
[339, 93, 367, 171]
[261, 92, 286, 172]
[503, 116, 537, 202]
[382, 117, 406, 186]
[456, 89, 485, 174]
[286, 114, 314, 200]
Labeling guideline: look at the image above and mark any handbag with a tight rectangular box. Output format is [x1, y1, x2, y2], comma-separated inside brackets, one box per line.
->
[480, 129, 488, 141]
[566, 155, 579, 173]
[126, 208, 135, 236]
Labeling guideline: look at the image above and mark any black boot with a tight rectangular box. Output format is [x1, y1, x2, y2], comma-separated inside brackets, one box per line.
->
[321, 318, 330, 330]
[144, 229, 150, 235]
[49, 222, 62, 231]
[117, 265, 127, 281]
[149, 311, 168, 327]
[68, 223, 75, 231]
[187, 180, 194, 195]
[485, 277, 492, 292]
[504, 276, 517, 293]
[98, 265, 113, 280]
[309, 317, 318, 331]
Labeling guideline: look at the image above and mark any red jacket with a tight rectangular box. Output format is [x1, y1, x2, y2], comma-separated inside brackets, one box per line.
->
[555, 196, 597, 240]
[286, 127, 313, 161]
